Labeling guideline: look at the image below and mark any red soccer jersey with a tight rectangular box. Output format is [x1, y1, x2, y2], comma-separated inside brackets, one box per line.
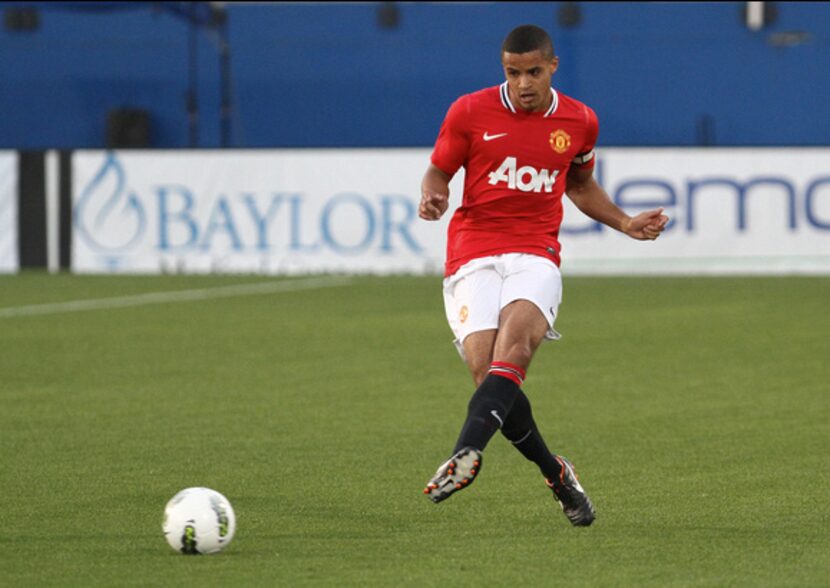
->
[431, 82, 598, 277]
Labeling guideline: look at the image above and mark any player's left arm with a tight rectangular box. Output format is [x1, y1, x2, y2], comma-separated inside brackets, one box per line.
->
[565, 166, 668, 240]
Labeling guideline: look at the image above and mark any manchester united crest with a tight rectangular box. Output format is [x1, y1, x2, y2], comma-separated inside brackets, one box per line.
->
[550, 130, 571, 154]
[459, 305, 469, 323]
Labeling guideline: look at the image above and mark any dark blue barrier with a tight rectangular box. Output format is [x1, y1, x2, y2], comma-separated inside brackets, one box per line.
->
[1, 2, 828, 148]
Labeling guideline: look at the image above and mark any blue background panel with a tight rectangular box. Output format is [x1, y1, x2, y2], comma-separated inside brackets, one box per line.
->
[0, 2, 827, 148]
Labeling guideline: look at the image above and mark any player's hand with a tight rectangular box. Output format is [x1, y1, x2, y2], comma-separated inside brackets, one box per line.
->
[622, 208, 669, 240]
[419, 190, 449, 221]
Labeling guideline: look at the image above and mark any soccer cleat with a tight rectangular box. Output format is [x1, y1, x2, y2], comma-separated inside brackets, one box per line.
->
[423, 447, 483, 503]
[545, 455, 596, 526]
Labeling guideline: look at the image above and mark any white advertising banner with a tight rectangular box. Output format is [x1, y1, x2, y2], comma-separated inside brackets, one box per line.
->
[72, 150, 456, 274]
[0, 152, 18, 273]
[563, 148, 830, 275]
[72, 148, 830, 275]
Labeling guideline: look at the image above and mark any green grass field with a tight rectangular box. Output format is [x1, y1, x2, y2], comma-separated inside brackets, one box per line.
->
[1, 273, 828, 586]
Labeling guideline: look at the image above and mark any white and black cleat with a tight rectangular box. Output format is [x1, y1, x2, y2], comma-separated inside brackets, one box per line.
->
[546, 455, 596, 526]
[423, 447, 483, 503]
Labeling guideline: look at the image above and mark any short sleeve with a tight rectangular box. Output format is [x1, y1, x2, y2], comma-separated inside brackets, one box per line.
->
[572, 105, 599, 170]
[430, 96, 471, 177]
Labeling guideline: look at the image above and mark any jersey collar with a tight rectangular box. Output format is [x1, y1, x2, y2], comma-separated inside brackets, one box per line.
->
[499, 82, 559, 117]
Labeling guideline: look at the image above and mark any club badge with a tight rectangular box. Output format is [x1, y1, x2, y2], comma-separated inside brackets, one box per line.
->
[550, 130, 571, 154]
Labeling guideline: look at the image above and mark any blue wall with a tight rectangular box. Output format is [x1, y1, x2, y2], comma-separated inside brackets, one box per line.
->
[1, 2, 828, 148]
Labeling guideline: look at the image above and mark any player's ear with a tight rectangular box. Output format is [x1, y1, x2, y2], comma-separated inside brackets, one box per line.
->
[549, 56, 559, 75]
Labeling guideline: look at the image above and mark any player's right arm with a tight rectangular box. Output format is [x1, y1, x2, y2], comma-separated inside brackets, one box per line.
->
[420, 164, 452, 220]
[420, 97, 470, 221]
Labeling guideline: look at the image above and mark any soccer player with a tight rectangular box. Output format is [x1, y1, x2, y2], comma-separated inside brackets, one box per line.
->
[419, 24, 668, 526]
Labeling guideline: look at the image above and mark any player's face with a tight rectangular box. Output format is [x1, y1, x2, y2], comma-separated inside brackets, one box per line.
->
[501, 50, 559, 113]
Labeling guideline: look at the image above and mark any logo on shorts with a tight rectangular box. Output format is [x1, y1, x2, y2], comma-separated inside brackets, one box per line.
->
[550, 130, 571, 154]
[459, 305, 469, 323]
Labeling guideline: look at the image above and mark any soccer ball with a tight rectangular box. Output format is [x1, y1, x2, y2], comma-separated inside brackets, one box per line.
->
[162, 487, 236, 554]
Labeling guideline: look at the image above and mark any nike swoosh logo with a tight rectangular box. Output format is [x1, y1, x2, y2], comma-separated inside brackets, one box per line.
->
[483, 132, 508, 141]
[490, 410, 504, 427]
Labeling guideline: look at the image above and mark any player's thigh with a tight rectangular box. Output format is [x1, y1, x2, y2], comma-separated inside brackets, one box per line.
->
[493, 254, 563, 367]
[500, 254, 563, 339]
[492, 300, 551, 367]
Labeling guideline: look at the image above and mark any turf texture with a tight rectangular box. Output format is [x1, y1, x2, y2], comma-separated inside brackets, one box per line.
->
[0, 273, 828, 586]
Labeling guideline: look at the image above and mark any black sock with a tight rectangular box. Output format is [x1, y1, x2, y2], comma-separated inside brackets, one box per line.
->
[453, 369, 522, 453]
[501, 388, 563, 481]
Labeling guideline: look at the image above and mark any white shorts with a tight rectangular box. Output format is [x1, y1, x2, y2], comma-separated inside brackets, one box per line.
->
[442, 253, 563, 357]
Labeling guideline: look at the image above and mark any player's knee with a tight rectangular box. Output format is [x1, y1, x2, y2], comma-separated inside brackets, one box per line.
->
[498, 340, 534, 369]
[466, 358, 491, 387]
[471, 367, 488, 387]
[467, 362, 490, 388]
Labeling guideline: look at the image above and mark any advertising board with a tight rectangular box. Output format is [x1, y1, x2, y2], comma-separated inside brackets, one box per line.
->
[72, 149, 830, 275]
[0, 152, 18, 273]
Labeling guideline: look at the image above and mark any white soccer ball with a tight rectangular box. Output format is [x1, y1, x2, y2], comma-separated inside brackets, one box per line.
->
[162, 487, 236, 554]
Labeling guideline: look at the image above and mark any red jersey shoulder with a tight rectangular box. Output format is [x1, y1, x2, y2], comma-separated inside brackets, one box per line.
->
[554, 92, 599, 154]
[448, 86, 503, 124]
[554, 92, 596, 121]
[430, 86, 504, 176]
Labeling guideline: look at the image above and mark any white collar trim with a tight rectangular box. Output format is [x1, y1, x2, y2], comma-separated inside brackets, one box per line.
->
[500, 82, 558, 117]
